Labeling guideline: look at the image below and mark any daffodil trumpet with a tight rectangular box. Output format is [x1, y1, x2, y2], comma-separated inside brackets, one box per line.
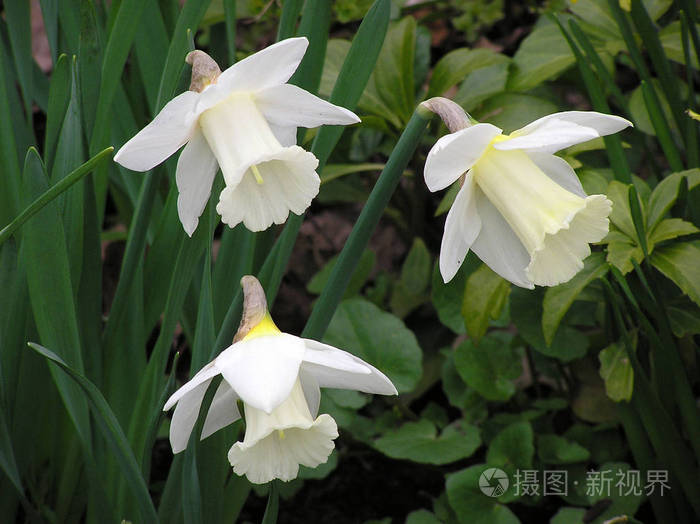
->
[163, 276, 397, 484]
[114, 38, 360, 235]
[423, 97, 632, 288]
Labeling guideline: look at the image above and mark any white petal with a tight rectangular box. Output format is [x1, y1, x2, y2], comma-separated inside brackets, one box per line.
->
[301, 339, 398, 395]
[217, 37, 308, 93]
[470, 190, 534, 289]
[256, 83, 360, 129]
[424, 123, 502, 192]
[114, 90, 200, 171]
[498, 111, 633, 154]
[527, 152, 586, 198]
[228, 414, 337, 484]
[216, 146, 319, 232]
[169, 378, 213, 453]
[163, 361, 220, 411]
[439, 175, 481, 283]
[299, 370, 320, 417]
[176, 125, 219, 236]
[201, 380, 241, 440]
[215, 334, 306, 413]
[526, 194, 611, 286]
[269, 124, 297, 147]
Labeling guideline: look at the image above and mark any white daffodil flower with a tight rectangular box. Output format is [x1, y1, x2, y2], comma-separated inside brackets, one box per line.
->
[114, 38, 359, 235]
[164, 276, 397, 485]
[424, 105, 632, 288]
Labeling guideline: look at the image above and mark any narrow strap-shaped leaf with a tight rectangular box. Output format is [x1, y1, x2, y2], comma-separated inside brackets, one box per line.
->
[224, 0, 237, 64]
[261, 481, 280, 524]
[0, 147, 113, 247]
[554, 16, 631, 182]
[630, 0, 685, 135]
[21, 148, 91, 451]
[78, 0, 102, 142]
[628, 184, 648, 257]
[312, 0, 391, 168]
[27, 343, 158, 524]
[39, 0, 59, 65]
[302, 108, 430, 339]
[133, 1, 170, 114]
[89, 0, 149, 152]
[0, 403, 22, 496]
[43, 54, 72, 171]
[277, 0, 304, 41]
[0, 37, 22, 225]
[641, 80, 684, 172]
[4, 0, 33, 127]
[680, 12, 699, 167]
[568, 19, 628, 114]
[289, 0, 331, 93]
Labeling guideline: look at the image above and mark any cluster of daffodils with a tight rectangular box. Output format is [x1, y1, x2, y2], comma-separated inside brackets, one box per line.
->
[115, 37, 358, 235]
[422, 98, 632, 288]
[117, 40, 632, 485]
[164, 276, 396, 484]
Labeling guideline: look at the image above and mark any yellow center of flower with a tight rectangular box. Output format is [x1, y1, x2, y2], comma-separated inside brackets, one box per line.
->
[243, 312, 281, 341]
[250, 164, 264, 185]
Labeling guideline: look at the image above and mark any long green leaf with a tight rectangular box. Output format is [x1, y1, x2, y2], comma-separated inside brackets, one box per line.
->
[27, 343, 158, 524]
[44, 54, 72, 171]
[277, 0, 304, 41]
[0, 147, 113, 247]
[642, 80, 684, 171]
[4, 0, 33, 127]
[0, 36, 22, 226]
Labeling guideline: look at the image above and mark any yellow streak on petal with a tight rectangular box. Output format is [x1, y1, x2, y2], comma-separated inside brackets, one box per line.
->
[251, 164, 264, 185]
[278, 430, 286, 440]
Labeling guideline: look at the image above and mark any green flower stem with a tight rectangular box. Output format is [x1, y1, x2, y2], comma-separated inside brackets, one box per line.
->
[0, 147, 113, 247]
[641, 80, 684, 172]
[554, 15, 631, 182]
[302, 108, 431, 339]
[616, 402, 678, 523]
[602, 279, 700, 516]
[224, 0, 236, 64]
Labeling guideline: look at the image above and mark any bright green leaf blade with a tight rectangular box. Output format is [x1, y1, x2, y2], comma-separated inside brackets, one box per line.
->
[27, 343, 158, 524]
[487, 422, 535, 471]
[427, 47, 509, 99]
[599, 339, 635, 402]
[650, 241, 700, 307]
[374, 420, 481, 465]
[542, 253, 608, 345]
[462, 264, 510, 344]
[323, 298, 423, 393]
[648, 218, 699, 245]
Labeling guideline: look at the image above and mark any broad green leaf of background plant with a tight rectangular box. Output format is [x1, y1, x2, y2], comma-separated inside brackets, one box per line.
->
[374, 419, 481, 465]
[487, 421, 535, 472]
[648, 218, 698, 246]
[598, 338, 635, 402]
[476, 93, 558, 133]
[510, 287, 588, 362]
[390, 238, 431, 318]
[508, 21, 574, 91]
[431, 252, 481, 334]
[454, 332, 522, 401]
[323, 298, 423, 392]
[462, 264, 510, 344]
[405, 509, 442, 524]
[427, 48, 510, 98]
[647, 169, 698, 230]
[537, 434, 590, 464]
[651, 241, 700, 307]
[660, 21, 700, 69]
[360, 17, 416, 128]
[446, 465, 521, 524]
[542, 253, 608, 345]
[454, 60, 511, 112]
